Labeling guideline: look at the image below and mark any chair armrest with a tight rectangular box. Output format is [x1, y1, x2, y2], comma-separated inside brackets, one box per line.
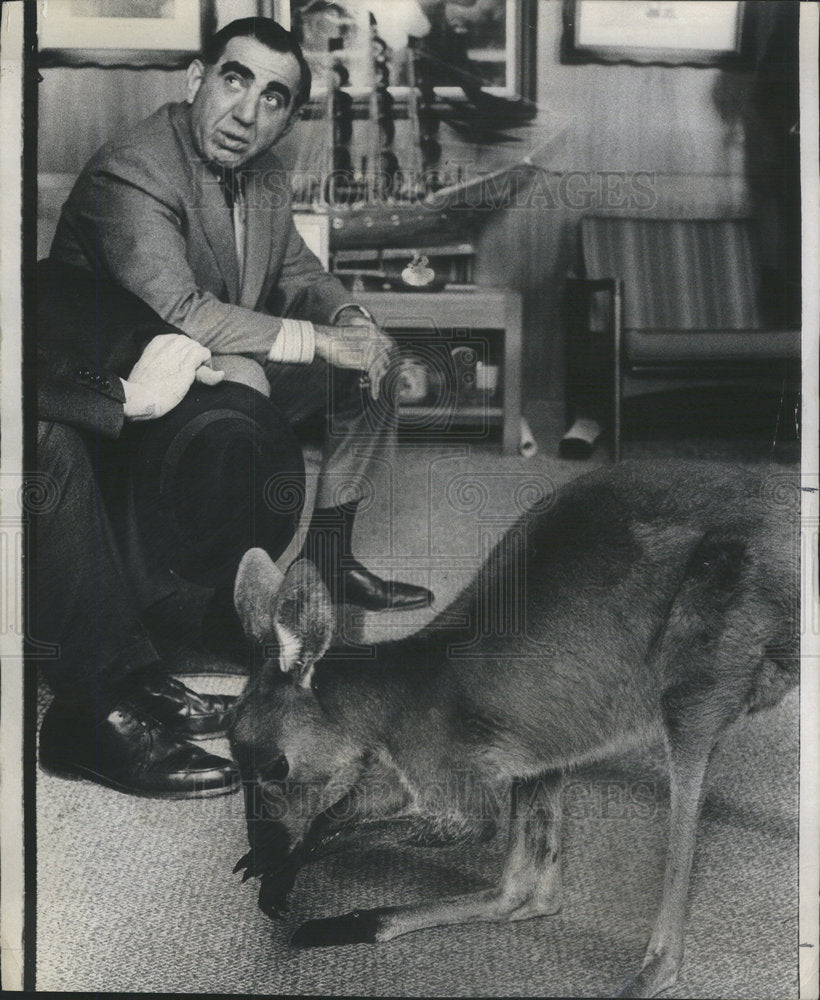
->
[565, 277, 623, 339]
[562, 276, 625, 456]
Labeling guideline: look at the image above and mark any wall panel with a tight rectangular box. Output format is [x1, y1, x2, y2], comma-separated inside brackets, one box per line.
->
[37, 0, 756, 402]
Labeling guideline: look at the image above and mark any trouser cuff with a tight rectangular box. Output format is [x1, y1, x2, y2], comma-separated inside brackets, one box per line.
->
[43, 635, 161, 713]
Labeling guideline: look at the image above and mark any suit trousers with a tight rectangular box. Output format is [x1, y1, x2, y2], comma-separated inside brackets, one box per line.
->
[32, 382, 306, 704]
[264, 355, 398, 511]
[31, 421, 162, 703]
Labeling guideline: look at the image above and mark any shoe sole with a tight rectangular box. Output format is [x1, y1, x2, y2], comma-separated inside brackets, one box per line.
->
[167, 727, 231, 743]
[349, 594, 433, 612]
[39, 758, 241, 800]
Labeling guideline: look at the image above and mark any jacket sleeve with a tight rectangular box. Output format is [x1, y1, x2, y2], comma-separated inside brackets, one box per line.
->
[37, 347, 126, 439]
[35, 257, 178, 439]
[265, 212, 353, 325]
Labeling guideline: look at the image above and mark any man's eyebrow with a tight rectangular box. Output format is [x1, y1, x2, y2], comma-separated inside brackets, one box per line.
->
[218, 60, 291, 105]
[262, 81, 292, 105]
[219, 60, 254, 81]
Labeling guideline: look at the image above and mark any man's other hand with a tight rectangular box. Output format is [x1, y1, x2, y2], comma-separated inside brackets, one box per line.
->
[313, 322, 397, 401]
[122, 333, 224, 421]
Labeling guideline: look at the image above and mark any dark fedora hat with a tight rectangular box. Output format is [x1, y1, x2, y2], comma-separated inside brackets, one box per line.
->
[129, 380, 306, 589]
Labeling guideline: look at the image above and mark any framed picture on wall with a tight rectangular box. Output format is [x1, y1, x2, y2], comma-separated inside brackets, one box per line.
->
[37, 0, 268, 68]
[561, 0, 754, 68]
[217, 0, 290, 30]
[289, 0, 536, 102]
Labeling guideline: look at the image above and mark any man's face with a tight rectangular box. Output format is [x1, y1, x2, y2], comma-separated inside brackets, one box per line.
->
[186, 35, 302, 169]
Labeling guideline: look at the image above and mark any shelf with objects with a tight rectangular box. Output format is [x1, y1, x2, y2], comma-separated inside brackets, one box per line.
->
[355, 288, 522, 454]
[285, 2, 541, 454]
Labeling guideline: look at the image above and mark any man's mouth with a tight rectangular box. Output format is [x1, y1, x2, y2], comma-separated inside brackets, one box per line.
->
[216, 132, 249, 152]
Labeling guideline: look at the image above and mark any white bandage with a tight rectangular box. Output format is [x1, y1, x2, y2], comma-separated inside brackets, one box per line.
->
[268, 318, 316, 365]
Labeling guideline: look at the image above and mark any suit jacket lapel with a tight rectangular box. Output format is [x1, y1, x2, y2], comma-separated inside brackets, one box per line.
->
[171, 105, 240, 304]
[239, 166, 273, 309]
[199, 174, 241, 304]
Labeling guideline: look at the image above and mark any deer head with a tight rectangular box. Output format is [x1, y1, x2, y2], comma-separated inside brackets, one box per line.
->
[229, 549, 365, 916]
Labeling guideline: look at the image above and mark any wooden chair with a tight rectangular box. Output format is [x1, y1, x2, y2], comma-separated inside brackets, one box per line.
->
[565, 216, 801, 460]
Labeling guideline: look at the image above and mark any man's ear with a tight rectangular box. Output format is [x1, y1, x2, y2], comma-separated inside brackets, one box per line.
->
[186, 59, 205, 104]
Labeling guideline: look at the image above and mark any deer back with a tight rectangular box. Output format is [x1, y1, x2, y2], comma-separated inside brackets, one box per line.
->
[231, 461, 798, 843]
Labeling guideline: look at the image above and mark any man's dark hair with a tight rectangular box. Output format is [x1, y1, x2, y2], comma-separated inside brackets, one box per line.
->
[201, 17, 312, 112]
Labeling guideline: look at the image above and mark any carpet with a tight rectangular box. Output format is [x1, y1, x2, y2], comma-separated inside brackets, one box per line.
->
[34, 399, 801, 997]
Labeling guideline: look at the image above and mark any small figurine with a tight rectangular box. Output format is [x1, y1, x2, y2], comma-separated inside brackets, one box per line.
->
[402, 252, 435, 286]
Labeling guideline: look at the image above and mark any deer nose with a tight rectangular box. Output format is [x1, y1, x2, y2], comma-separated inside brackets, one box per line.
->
[259, 754, 289, 783]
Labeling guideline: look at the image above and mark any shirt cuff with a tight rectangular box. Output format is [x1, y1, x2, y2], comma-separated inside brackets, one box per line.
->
[268, 318, 316, 364]
[329, 302, 376, 326]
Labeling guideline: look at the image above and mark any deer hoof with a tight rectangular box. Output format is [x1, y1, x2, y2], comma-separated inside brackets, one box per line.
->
[257, 875, 293, 921]
[233, 850, 254, 880]
[291, 909, 380, 948]
[613, 959, 679, 998]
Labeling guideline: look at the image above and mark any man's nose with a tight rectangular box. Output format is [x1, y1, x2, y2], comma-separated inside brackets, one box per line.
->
[232, 91, 258, 128]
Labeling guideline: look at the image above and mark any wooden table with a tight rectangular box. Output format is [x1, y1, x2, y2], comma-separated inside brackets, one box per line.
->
[356, 288, 523, 454]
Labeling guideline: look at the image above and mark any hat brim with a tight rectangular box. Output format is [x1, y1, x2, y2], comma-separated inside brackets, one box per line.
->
[130, 381, 305, 589]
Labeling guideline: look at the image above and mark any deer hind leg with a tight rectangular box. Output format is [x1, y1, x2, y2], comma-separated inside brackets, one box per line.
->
[291, 771, 565, 948]
[500, 770, 564, 921]
[615, 676, 743, 999]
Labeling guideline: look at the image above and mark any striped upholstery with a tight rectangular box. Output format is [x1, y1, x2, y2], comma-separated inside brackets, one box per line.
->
[581, 217, 766, 331]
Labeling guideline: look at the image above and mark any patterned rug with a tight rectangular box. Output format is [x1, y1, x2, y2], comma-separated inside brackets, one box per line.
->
[34, 396, 801, 997]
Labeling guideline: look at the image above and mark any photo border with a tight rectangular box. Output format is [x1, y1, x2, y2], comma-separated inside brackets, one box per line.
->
[0, 0, 817, 994]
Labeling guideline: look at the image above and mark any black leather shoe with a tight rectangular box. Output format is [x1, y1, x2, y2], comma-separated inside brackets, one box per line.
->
[338, 563, 434, 611]
[39, 698, 241, 799]
[305, 503, 434, 611]
[129, 668, 237, 739]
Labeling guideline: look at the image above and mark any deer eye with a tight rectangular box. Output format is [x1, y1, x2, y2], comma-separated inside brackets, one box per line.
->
[260, 754, 289, 783]
[272, 754, 289, 781]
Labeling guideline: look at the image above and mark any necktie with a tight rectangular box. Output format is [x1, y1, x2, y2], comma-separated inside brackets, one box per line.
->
[217, 168, 246, 287]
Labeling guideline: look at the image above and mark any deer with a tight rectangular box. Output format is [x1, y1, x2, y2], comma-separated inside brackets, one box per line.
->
[228, 460, 799, 998]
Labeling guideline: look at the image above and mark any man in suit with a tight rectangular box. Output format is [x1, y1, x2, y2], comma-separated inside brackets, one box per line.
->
[35, 259, 307, 798]
[50, 15, 433, 612]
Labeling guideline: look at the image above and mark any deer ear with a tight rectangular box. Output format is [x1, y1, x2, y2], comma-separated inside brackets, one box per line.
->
[274, 558, 334, 688]
[234, 548, 286, 645]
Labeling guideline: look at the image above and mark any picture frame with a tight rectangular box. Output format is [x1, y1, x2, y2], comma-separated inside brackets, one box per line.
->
[38, 0, 216, 69]
[561, 0, 755, 69]
[250, 0, 290, 30]
[290, 0, 536, 104]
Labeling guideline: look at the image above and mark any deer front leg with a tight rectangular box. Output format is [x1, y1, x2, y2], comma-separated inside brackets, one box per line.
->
[614, 750, 709, 999]
[615, 672, 737, 999]
[291, 771, 564, 948]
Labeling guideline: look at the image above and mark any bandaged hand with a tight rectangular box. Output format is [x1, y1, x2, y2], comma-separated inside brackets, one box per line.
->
[122, 333, 224, 421]
[313, 322, 397, 401]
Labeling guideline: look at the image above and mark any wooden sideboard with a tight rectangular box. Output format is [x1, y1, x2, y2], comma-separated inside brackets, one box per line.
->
[356, 288, 523, 454]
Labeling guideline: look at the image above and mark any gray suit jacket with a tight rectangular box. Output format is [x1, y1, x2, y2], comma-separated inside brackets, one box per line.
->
[51, 102, 350, 358]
